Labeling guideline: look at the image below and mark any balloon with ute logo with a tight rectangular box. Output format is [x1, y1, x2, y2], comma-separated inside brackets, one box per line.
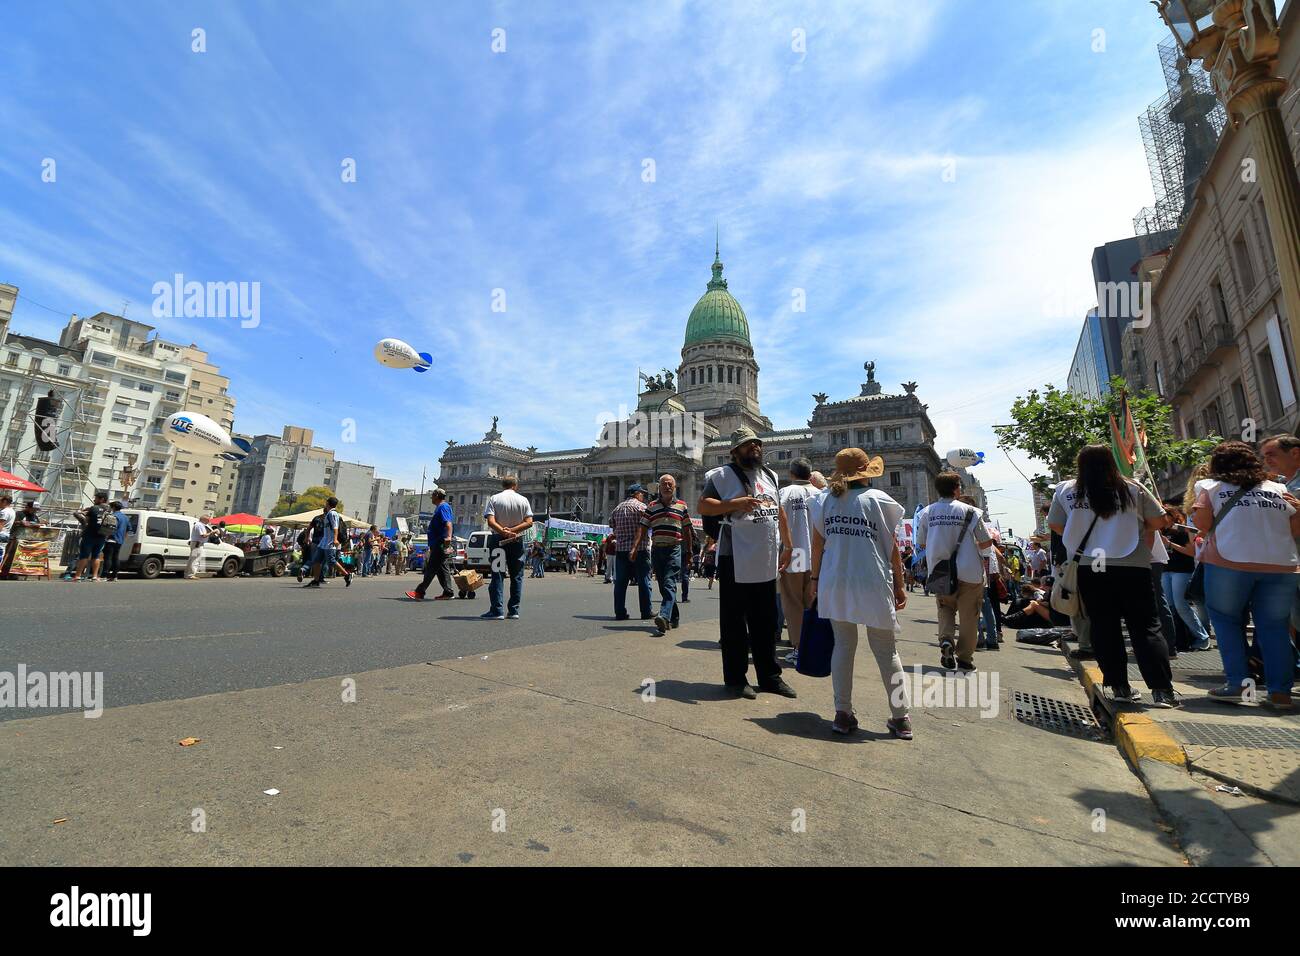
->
[163, 412, 253, 462]
[374, 338, 432, 373]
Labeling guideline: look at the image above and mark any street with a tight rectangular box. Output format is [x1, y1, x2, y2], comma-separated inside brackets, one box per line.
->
[1, 574, 1188, 865]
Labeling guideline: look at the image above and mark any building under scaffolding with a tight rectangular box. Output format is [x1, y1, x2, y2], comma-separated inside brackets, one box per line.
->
[1133, 37, 1228, 249]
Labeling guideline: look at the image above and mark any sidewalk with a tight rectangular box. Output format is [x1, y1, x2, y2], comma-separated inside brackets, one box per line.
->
[1060, 637, 1300, 865]
[1064, 643, 1300, 802]
[1, 607, 1183, 866]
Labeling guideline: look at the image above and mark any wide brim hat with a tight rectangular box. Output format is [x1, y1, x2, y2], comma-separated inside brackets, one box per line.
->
[730, 426, 762, 452]
[830, 447, 885, 482]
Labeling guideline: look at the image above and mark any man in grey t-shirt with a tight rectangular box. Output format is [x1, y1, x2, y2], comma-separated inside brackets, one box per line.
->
[482, 477, 534, 620]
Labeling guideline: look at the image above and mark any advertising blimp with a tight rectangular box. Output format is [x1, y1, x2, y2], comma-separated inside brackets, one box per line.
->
[374, 338, 432, 373]
[946, 448, 986, 468]
[164, 412, 253, 461]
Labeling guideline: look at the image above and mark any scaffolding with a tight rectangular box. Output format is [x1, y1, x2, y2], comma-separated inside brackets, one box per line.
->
[0, 363, 109, 521]
[1133, 37, 1228, 243]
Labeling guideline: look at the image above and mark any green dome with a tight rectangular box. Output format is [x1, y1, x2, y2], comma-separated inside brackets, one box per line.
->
[683, 245, 750, 348]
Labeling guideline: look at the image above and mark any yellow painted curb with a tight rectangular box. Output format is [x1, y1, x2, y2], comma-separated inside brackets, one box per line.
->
[1114, 712, 1186, 766]
[1071, 659, 1186, 767]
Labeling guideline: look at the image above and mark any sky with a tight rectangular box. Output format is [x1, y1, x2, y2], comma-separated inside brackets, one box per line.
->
[1, 0, 1190, 533]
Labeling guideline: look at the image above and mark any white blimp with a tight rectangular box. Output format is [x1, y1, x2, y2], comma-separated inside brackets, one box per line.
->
[374, 338, 432, 373]
[163, 412, 254, 461]
[945, 448, 986, 468]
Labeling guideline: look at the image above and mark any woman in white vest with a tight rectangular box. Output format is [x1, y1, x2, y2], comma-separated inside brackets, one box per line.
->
[1047, 445, 1176, 707]
[1192, 441, 1300, 710]
[809, 448, 912, 739]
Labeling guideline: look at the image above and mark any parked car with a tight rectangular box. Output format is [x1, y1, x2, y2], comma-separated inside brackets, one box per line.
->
[120, 510, 246, 579]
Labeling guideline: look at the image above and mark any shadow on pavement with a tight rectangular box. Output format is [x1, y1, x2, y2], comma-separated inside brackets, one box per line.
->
[636, 679, 733, 705]
[748, 711, 890, 742]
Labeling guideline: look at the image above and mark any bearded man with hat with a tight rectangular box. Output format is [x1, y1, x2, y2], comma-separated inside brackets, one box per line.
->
[698, 426, 797, 700]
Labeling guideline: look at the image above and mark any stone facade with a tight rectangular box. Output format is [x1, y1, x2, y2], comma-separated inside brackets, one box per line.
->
[436, 249, 956, 532]
[1128, 2, 1300, 500]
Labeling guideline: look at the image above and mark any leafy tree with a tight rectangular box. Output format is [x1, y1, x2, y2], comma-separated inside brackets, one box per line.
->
[269, 485, 339, 518]
[993, 377, 1219, 487]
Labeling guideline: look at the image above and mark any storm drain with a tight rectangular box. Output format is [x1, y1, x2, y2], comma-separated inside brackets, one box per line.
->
[1167, 722, 1300, 750]
[1012, 691, 1106, 741]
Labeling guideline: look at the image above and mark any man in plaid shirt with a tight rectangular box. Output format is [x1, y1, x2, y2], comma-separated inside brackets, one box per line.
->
[610, 483, 653, 620]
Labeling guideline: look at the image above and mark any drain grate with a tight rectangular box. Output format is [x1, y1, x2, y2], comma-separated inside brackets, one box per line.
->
[1167, 722, 1300, 750]
[1012, 691, 1106, 741]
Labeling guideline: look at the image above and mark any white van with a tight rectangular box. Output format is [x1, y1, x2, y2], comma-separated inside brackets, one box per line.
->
[120, 510, 246, 579]
[465, 530, 493, 570]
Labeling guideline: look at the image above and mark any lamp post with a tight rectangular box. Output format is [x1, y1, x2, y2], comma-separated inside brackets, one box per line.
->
[1155, 0, 1300, 365]
[542, 469, 558, 520]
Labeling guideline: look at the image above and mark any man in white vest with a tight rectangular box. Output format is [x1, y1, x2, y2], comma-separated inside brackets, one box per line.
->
[698, 427, 797, 700]
[917, 472, 994, 671]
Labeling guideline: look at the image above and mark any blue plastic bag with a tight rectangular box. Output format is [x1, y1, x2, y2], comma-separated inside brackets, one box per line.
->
[795, 602, 835, 678]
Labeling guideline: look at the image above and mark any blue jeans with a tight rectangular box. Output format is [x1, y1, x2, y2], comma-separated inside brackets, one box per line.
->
[978, 589, 999, 646]
[651, 547, 682, 625]
[1162, 571, 1211, 646]
[1204, 564, 1297, 695]
[614, 551, 651, 618]
[361, 549, 372, 576]
[487, 542, 524, 616]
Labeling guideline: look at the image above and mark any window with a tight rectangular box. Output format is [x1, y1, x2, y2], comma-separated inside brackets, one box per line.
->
[170, 478, 186, 489]
[1154, 360, 1165, 396]
[165, 371, 187, 384]
[138, 383, 153, 393]
[167, 518, 190, 540]
[1232, 231, 1257, 293]
[1211, 279, 1230, 328]
[1257, 345, 1286, 419]
[90, 353, 115, 367]
[57, 363, 72, 375]
[1231, 378, 1249, 428]
[690, 368, 696, 386]
[707, 366, 713, 383]
[890, 471, 901, 486]
[1202, 398, 1223, 438]
[726, 366, 733, 384]
[883, 426, 903, 441]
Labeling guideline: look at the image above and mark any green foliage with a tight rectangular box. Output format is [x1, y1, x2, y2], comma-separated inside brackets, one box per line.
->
[269, 485, 339, 518]
[993, 377, 1220, 484]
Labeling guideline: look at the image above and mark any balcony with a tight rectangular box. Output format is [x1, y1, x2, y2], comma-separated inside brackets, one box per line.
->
[1170, 323, 1238, 397]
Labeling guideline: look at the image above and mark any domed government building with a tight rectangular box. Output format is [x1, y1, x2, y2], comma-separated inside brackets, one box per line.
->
[435, 241, 970, 533]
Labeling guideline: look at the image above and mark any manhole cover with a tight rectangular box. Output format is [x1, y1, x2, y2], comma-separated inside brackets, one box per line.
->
[1167, 722, 1300, 750]
[1013, 691, 1105, 740]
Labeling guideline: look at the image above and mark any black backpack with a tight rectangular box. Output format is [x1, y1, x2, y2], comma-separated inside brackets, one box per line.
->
[702, 463, 778, 542]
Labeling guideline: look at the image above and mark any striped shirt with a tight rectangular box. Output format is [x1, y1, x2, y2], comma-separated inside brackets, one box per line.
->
[642, 499, 691, 549]
[610, 498, 648, 554]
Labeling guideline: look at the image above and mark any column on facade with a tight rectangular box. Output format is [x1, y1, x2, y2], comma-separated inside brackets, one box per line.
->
[617, 475, 624, 501]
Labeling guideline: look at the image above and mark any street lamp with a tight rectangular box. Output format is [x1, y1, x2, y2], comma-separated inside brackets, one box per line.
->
[541, 468, 558, 520]
[1154, 0, 1300, 370]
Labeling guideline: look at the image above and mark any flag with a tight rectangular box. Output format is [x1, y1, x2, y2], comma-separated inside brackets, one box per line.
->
[1109, 393, 1137, 478]
[1110, 391, 1158, 495]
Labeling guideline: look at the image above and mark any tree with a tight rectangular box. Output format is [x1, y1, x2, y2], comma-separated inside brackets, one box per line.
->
[269, 486, 339, 518]
[993, 377, 1219, 487]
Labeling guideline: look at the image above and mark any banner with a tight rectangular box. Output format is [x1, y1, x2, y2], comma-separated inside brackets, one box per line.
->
[10, 528, 59, 576]
[545, 517, 612, 538]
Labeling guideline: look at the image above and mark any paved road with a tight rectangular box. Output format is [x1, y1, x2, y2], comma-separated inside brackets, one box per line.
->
[1, 589, 1186, 866]
[2, 571, 712, 719]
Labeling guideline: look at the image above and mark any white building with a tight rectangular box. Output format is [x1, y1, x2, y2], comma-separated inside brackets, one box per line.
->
[0, 307, 238, 517]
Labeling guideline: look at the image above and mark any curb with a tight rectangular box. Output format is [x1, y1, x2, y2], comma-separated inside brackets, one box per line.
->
[1068, 658, 1186, 766]
[1060, 645, 1270, 866]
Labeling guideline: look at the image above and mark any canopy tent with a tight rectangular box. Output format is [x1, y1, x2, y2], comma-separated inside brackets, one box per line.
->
[270, 508, 370, 528]
[0, 469, 46, 494]
[212, 512, 265, 534]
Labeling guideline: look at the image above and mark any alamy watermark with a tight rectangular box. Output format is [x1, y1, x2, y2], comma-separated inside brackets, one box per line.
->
[152, 273, 261, 328]
[595, 404, 707, 461]
[1, 664, 103, 718]
[891, 665, 1000, 718]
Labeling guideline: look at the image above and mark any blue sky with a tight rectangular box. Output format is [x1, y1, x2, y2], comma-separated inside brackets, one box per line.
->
[2, 0, 1191, 532]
